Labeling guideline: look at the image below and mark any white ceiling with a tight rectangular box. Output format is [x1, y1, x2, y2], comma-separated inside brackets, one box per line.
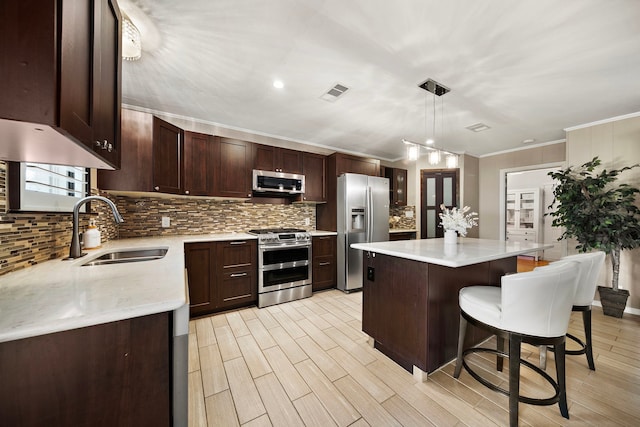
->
[120, 0, 640, 161]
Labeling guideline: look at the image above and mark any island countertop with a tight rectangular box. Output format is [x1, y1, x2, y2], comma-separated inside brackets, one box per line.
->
[351, 238, 552, 268]
[0, 233, 257, 343]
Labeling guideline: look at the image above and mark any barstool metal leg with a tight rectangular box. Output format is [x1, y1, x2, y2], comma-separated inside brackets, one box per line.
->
[509, 335, 522, 427]
[554, 340, 569, 419]
[454, 314, 467, 378]
[539, 345, 547, 370]
[583, 309, 595, 370]
[497, 336, 505, 372]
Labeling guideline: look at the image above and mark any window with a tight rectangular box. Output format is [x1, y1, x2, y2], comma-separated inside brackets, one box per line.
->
[9, 162, 89, 212]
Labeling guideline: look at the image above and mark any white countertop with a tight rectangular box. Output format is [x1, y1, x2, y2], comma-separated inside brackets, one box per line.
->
[0, 233, 256, 343]
[310, 230, 337, 236]
[389, 228, 417, 233]
[351, 238, 552, 268]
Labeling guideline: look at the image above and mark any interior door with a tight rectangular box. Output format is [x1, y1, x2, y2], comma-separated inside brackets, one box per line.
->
[421, 170, 458, 239]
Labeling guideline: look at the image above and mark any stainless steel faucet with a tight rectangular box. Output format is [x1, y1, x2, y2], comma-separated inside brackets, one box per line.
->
[67, 196, 124, 259]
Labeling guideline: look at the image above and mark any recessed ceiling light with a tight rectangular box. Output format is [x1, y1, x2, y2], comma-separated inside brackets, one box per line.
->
[273, 80, 284, 89]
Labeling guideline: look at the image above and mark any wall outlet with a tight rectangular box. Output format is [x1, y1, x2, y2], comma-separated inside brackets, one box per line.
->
[367, 267, 375, 281]
[304, 217, 311, 226]
[161, 216, 170, 228]
[405, 210, 413, 218]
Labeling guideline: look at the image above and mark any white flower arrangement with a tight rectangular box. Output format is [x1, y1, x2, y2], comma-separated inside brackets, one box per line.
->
[439, 204, 478, 237]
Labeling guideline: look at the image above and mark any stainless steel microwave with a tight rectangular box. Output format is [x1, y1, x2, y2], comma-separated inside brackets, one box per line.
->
[252, 170, 305, 194]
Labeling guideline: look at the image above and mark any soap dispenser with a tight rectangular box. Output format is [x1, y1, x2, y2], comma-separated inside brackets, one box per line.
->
[84, 220, 101, 249]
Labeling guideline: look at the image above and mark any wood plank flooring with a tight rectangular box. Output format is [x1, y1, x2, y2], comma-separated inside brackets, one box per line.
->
[188, 290, 640, 426]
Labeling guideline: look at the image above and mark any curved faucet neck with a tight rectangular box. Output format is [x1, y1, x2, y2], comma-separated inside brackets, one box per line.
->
[67, 196, 124, 259]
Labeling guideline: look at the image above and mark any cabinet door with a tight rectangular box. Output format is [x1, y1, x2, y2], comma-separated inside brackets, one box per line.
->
[253, 143, 276, 171]
[185, 242, 216, 317]
[217, 138, 252, 198]
[92, 0, 121, 168]
[58, 0, 94, 147]
[393, 168, 407, 206]
[0, 313, 171, 427]
[312, 235, 336, 291]
[280, 148, 303, 174]
[153, 117, 184, 194]
[184, 131, 215, 196]
[302, 153, 326, 202]
[97, 108, 153, 191]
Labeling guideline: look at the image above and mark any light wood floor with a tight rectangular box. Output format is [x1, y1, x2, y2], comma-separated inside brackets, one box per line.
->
[188, 290, 640, 426]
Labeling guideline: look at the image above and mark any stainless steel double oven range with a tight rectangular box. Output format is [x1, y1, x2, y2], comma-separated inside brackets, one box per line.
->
[247, 228, 312, 307]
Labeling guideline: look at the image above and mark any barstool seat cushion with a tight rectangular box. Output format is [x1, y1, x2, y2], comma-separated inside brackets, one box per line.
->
[459, 286, 501, 328]
[459, 262, 579, 338]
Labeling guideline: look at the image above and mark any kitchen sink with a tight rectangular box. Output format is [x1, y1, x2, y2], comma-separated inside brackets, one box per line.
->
[81, 247, 168, 266]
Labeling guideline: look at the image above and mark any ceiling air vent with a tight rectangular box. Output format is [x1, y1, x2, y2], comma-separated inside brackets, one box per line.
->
[465, 123, 491, 133]
[320, 83, 350, 102]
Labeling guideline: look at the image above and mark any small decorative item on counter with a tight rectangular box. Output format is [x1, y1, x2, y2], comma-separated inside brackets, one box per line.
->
[388, 216, 401, 228]
[84, 220, 101, 249]
[439, 204, 478, 243]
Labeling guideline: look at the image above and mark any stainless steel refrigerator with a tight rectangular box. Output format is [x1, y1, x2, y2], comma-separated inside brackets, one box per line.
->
[337, 173, 390, 292]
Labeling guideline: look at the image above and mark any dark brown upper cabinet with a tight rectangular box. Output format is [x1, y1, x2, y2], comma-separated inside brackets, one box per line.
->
[331, 153, 380, 177]
[184, 131, 216, 196]
[385, 167, 407, 206]
[216, 138, 253, 198]
[153, 117, 184, 194]
[0, 0, 122, 169]
[99, 111, 221, 197]
[302, 152, 326, 202]
[253, 144, 303, 174]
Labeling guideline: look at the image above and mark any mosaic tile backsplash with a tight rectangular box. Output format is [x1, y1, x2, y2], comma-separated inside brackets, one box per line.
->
[107, 194, 316, 238]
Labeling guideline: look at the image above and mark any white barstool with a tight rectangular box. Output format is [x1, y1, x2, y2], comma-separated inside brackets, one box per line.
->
[453, 262, 579, 426]
[537, 251, 605, 370]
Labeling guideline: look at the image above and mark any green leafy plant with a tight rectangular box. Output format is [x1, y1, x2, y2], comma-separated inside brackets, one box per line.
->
[547, 157, 640, 291]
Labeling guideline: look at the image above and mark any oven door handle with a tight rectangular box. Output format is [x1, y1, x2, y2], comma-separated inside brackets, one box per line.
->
[261, 260, 309, 271]
[259, 241, 311, 250]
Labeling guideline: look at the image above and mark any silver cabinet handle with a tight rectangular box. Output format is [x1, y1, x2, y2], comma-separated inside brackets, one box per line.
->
[319, 262, 330, 266]
[154, 186, 160, 191]
[185, 190, 190, 195]
[95, 140, 112, 151]
[230, 241, 247, 245]
[230, 272, 248, 278]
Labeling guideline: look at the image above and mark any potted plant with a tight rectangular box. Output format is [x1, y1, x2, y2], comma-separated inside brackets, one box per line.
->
[439, 204, 478, 244]
[547, 157, 640, 317]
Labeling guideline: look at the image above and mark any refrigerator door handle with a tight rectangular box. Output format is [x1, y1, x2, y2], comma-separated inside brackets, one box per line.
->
[366, 186, 372, 242]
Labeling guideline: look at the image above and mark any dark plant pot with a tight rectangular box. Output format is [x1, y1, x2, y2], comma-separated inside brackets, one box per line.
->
[598, 286, 630, 318]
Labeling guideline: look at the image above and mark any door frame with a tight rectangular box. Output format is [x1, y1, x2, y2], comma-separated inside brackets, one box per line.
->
[499, 162, 565, 250]
[420, 168, 460, 239]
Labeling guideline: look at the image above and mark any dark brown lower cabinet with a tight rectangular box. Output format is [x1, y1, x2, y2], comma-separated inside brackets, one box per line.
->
[362, 252, 516, 374]
[185, 239, 257, 317]
[312, 235, 336, 291]
[0, 312, 171, 427]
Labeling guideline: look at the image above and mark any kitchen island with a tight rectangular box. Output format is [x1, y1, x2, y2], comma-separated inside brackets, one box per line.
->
[351, 238, 552, 379]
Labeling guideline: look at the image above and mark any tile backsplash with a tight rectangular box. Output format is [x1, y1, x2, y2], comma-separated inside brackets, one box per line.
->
[107, 193, 316, 238]
[389, 205, 416, 229]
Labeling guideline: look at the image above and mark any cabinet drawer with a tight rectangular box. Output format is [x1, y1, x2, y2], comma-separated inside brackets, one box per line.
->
[218, 240, 256, 267]
[312, 235, 336, 257]
[219, 269, 255, 306]
[313, 257, 334, 282]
